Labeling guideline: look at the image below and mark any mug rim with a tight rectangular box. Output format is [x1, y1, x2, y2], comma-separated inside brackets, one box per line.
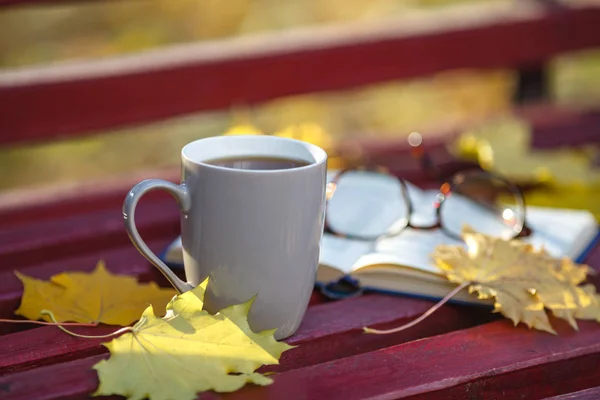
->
[181, 135, 327, 173]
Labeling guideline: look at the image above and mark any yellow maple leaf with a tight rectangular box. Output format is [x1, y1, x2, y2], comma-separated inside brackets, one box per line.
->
[15, 261, 176, 326]
[223, 123, 263, 136]
[432, 226, 600, 334]
[92, 279, 293, 400]
[273, 122, 333, 150]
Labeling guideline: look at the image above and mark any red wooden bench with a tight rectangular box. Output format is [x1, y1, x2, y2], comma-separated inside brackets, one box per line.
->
[1, 1, 600, 399]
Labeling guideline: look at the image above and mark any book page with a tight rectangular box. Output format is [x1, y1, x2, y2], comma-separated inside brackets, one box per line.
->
[319, 175, 434, 275]
[353, 189, 597, 275]
[325, 170, 415, 239]
[319, 234, 376, 275]
[520, 206, 597, 259]
[434, 189, 597, 258]
[354, 189, 462, 275]
[359, 229, 462, 275]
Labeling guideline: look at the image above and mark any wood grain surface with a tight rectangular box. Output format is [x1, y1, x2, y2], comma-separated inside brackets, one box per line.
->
[0, 135, 598, 399]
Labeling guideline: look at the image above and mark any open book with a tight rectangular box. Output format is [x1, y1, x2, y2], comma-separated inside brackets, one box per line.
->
[159, 171, 599, 306]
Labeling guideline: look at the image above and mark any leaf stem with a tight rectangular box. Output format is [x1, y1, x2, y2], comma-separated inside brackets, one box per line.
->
[363, 281, 471, 335]
[39, 310, 134, 339]
[0, 315, 97, 327]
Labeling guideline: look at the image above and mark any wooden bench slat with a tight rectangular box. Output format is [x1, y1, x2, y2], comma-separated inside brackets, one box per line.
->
[543, 386, 600, 400]
[517, 105, 600, 149]
[0, 138, 458, 234]
[0, 289, 325, 373]
[0, 238, 171, 334]
[0, 326, 114, 375]
[0, 293, 493, 375]
[0, 198, 179, 269]
[1, 102, 598, 231]
[2, 245, 597, 397]
[351, 104, 600, 156]
[0, 354, 104, 400]
[220, 320, 600, 400]
[406, 353, 600, 400]
[3, 319, 600, 400]
[1, 2, 599, 145]
[0, 169, 179, 229]
[219, 245, 599, 400]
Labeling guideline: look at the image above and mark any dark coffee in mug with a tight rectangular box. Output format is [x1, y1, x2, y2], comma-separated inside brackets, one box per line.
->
[205, 156, 310, 170]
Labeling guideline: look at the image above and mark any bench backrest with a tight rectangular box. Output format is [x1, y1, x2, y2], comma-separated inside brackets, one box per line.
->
[1, 1, 599, 147]
[0, 0, 599, 224]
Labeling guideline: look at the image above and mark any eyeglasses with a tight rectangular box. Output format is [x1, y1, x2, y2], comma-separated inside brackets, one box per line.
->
[323, 134, 533, 242]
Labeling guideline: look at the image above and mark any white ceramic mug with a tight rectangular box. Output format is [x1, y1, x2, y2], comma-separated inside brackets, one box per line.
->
[123, 135, 328, 339]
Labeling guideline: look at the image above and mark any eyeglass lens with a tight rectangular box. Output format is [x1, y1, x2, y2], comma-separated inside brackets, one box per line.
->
[326, 170, 409, 239]
[326, 170, 525, 241]
[439, 173, 525, 239]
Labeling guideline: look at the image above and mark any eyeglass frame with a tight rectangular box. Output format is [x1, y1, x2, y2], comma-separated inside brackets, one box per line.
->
[323, 138, 533, 242]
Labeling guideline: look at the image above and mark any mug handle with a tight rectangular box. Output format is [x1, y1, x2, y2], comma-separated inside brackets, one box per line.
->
[123, 179, 194, 294]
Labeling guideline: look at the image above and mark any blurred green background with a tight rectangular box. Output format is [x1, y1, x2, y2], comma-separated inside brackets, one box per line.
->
[0, 0, 599, 199]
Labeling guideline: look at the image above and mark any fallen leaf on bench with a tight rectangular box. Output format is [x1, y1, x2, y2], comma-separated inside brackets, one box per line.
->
[14, 260, 176, 326]
[433, 226, 600, 334]
[93, 278, 292, 400]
